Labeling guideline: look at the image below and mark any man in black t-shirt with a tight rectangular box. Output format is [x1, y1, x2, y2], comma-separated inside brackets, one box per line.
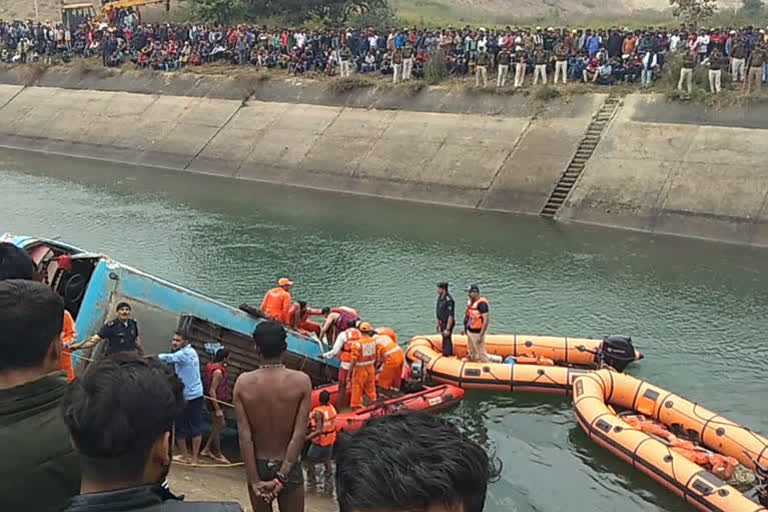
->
[435, 282, 455, 357]
[72, 302, 145, 356]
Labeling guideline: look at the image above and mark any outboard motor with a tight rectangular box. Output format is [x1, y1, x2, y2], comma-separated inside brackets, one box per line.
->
[402, 360, 425, 394]
[599, 335, 636, 373]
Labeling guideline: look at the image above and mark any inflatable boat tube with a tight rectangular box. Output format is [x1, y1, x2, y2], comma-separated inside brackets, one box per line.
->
[574, 370, 768, 512]
[311, 382, 464, 433]
[406, 337, 594, 394]
[411, 333, 642, 370]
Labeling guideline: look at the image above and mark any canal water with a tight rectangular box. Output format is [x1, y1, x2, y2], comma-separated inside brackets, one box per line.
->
[2, 149, 767, 512]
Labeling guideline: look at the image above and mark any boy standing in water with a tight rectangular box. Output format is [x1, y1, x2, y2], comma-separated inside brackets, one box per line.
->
[234, 321, 312, 512]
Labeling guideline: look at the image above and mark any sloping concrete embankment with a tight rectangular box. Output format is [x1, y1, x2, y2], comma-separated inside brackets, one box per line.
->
[559, 94, 768, 246]
[0, 70, 604, 215]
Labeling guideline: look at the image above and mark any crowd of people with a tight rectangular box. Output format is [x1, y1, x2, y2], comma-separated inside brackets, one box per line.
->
[0, 241, 501, 512]
[3, 13, 768, 92]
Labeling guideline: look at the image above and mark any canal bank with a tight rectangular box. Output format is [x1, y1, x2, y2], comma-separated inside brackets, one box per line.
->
[0, 67, 767, 246]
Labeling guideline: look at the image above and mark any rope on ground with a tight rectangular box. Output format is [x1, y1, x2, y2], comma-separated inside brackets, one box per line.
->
[172, 461, 245, 468]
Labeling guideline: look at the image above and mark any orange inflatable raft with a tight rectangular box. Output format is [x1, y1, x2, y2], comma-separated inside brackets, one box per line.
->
[405, 334, 643, 394]
[574, 370, 768, 512]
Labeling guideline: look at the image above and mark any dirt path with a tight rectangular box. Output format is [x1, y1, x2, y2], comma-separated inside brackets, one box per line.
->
[168, 463, 338, 512]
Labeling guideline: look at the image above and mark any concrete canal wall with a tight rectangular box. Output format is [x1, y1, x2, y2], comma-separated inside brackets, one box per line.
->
[0, 68, 767, 246]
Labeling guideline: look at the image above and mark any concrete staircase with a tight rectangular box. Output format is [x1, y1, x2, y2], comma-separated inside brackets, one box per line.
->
[540, 95, 620, 219]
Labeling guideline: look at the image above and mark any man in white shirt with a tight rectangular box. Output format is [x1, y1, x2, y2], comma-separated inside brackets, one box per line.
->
[322, 320, 359, 409]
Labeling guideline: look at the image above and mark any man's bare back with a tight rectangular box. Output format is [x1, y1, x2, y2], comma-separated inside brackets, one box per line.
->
[234, 366, 311, 512]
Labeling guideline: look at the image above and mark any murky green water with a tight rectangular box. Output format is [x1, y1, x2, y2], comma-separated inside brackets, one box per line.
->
[2, 149, 767, 512]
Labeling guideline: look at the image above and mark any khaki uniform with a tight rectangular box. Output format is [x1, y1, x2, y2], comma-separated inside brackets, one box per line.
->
[730, 41, 746, 82]
[533, 48, 547, 85]
[678, 52, 695, 94]
[392, 49, 404, 83]
[748, 48, 766, 92]
[340, 47, 352, 78]
[514, 51, 527, 87]
[403, 46, 414, 80]
[497, 50, 511, 87]
[475, 51, 489, 87]
[708, 51, 723, 93]
[554, 43, 569, 84]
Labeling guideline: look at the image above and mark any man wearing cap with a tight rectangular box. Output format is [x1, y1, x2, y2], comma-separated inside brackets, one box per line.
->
[260, 278, 293, 324]
[463, 286, 490, 363]
[348, 322, 377, 409]
[436, 283, 455, 357]
[747, 43, 766, 92]
[730, 33, 746, 82]
[72, 302, 145, 356]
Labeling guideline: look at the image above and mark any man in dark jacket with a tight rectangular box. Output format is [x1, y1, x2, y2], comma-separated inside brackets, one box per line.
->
[0, 245, 80, 512]
[60, 353, 243, 512]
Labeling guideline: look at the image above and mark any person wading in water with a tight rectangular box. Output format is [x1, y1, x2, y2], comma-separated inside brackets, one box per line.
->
[234, 321, 312, 512]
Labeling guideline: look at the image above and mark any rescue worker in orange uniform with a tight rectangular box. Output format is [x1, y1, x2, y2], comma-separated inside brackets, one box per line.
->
[287, 300, 326, 336]
[305, 389, 337, 490]
[349, 322, 378, 409]
[318, 306, 359, 344]
[463, 285, 491, 363]
[60, 309, 77, 381]
[323, 319, 360, 409]
[259, 277, 293, 324]
[375, 327, 404, 392]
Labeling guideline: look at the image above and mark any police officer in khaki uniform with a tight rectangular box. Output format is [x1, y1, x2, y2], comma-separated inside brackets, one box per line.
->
[475, 47, 490, 87]
[533, 44, 547, 85]
[554, 42, 569, 84]
[392, 48, 404, 83]
[678, 50, 695, 95]
[339, 45, 352, 78]
[748, 45, 766, 93]
[496, 47, 511, 87]
[402, 42, 415, 80]
[707, 47, 723, 94]
[514, 48, 527, 88]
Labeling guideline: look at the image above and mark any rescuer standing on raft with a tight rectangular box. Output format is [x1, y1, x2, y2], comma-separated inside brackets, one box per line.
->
[349, 322, 378, 409]
[260, 278, 294, 324]
[375, 327, 404, 393]
[436, 282, 455, 357]
[464, 285, 490, 363]
[323, 319, 360, 410]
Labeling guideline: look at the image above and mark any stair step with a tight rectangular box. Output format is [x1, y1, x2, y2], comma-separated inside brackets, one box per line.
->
[560, 177, 576, 183]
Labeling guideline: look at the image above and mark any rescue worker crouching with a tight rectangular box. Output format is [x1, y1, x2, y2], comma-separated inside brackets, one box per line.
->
[318, 306, 360, 345]
[260, 278, 293, 324]
[374, 327, 404, 393]
[348, 322, 377, 409]
[305, 390, 337, 492]
[288, 300, 325, 336]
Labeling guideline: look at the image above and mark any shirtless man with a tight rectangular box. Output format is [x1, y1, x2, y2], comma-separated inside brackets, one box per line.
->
[234, 321, 312, 512]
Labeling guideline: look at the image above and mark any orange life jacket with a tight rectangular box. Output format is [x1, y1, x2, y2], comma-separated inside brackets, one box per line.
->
[465, 297, 489, 331]
[261, 287, 290, 323]
[60, 310, 76, 382]
[339, 328, 360, 363]
[375, 334, 401, 361]
[352, 334, 377, 367]
[310, 404, 337, 446]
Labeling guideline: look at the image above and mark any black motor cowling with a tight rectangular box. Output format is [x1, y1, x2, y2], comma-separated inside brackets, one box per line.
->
[599, 335, 637, 373]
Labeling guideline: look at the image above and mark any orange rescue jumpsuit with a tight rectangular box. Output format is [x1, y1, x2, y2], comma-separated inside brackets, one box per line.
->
[349, 334, 377, 409]
[260, 287, 292, 324]
[375, 333, 404, 391]
[288, 303, 323, 335]
[60, 310, 76, 382]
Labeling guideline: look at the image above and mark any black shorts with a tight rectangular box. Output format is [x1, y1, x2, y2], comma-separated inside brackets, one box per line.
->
[176, 396, 204, 439]
[306, 443, 333, 462]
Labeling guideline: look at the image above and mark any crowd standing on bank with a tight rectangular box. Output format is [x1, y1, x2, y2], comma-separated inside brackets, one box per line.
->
[3, 14, 768, 92]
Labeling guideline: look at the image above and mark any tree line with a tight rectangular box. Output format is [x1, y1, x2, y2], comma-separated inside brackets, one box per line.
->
[188, 0, 392, 24]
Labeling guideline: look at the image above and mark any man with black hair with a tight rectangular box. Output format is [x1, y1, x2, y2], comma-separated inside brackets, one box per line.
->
[305, 389, 336, 491]
[159, 331, 204, 466]
[60, 353, 242, 511]
[0, 279, 80, 512]
[436, 282, 455, 357]
[0, 240, 36, 280]
[234, 321, 312, 512]
[72, 301, 145, 356]
[335, 414, 501, 512]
